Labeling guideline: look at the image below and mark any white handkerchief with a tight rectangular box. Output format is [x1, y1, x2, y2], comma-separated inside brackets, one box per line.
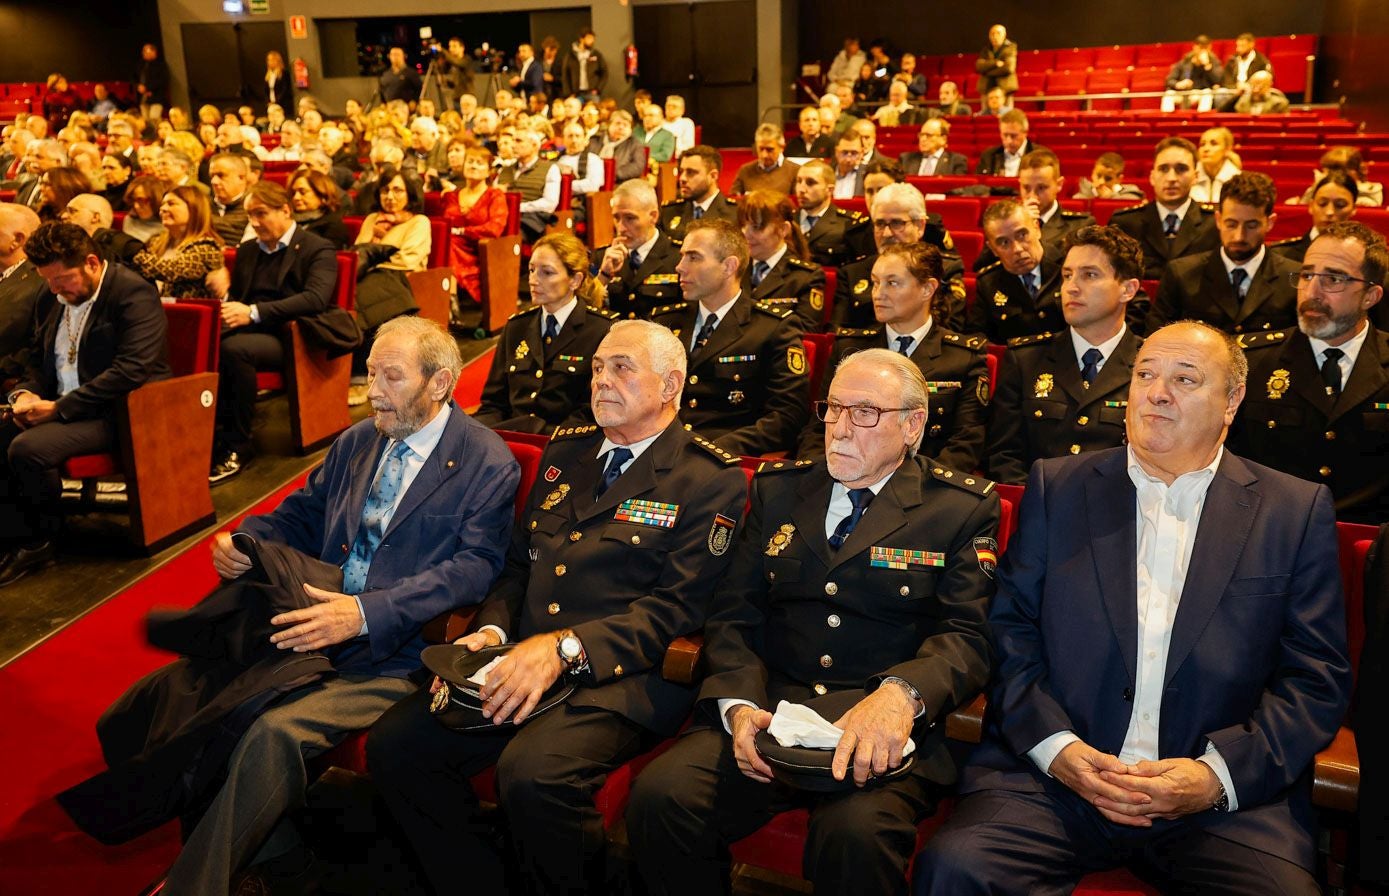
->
[767, 700, 915, 756]
[467, 656, 505, 687]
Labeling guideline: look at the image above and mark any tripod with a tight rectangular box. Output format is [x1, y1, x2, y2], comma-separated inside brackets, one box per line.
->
[419, 56, 449, 112]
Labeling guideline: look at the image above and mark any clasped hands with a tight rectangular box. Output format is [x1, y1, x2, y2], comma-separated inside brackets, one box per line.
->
[6, 392, 57, 428]
[1048, 740, 1223, 827]
[428, 629, 565, 726]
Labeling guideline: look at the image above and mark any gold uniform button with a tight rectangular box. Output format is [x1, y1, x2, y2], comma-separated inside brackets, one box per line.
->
[535, 370, 544, 379]
[529, 392, 538, 399]
[555, 564, 567, 576]
[813, 683, 828, 696]
[819, 655, 833, 668]
[733, 374, 741, 382]
[1033, 410, 1043, 418]
[900, 585, 910, 597]
[1069, 444, 1081, 455]
[569, 531, 582, 542]
[825, 582, 838, 596]
[689, 398, 698, 408]
[509, 365, 516, 372]
[1267, 420, 1277, 429]
[689, 375, 699, 385]
[529, 521, 538, 531]
[547, 602, 560, 615]
[614, 664, 624, 677]
[1325, 431, 1336, 440]
[1319, 466, 1332, 477]
[631, 534, 641, 545]
[1077, 415, 1089, 426]
[827, 614, 841, 627]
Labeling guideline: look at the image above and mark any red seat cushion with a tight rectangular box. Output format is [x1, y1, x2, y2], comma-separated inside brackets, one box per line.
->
[63, 453, 119, 478]
[257, 372, 285, 391]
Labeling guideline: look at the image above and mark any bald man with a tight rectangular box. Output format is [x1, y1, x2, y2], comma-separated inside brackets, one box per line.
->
[59, 193, 144, 268]
[0, 203, 46, 383]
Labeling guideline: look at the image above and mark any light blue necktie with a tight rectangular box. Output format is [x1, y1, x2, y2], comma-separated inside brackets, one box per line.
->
[341, 440, 412, 594]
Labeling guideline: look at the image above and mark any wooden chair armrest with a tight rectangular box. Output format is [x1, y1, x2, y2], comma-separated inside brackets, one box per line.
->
[422, 606, 481, 645]
[1312, 726, 1358, 813]
[945, 693, 987, 744]
[546, 209, 576, 237]
[406, 268, 454, 330]
[663, 633, 705, 685]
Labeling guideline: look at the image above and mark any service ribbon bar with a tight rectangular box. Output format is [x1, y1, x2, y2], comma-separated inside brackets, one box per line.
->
[615, 499, 680, 528]
[717, 354, 757, 363]
[870, 546, 945, 569]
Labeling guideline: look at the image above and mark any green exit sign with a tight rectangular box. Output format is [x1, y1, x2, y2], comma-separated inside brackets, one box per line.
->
[249, 0, 269, 12]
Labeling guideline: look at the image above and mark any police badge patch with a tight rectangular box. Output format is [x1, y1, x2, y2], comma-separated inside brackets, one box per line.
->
[788, 346, 807, 374]
[973, 536, 998, 577]
[708, 514, 736, 555]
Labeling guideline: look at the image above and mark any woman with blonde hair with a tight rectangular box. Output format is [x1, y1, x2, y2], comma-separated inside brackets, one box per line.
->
[131, 185, 225, 299]
[163, 129, 205, 164]
[1190, 126, 1242, 204]
[737, 188, 827, 331]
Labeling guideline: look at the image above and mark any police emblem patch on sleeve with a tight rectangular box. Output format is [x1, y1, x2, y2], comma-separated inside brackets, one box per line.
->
[974, 536, 998, 577]
[708, 513, 736, 555]
[788, 345, 807, 374]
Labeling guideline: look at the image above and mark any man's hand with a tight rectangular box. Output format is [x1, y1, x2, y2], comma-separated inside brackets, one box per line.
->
[598, 240, 628, 280]
[728, 704, 775, 783]
[221, 301, 253, 328]
[428, 629, 504, 695]
[1097, 757, 1222, 821]
[1048, 741, 1152, 827]
[205, 266, 230, 299]
[831, 685, 916, 786]
[477, 632, 563, 725]
[1175, 78, 1195, 91]
[269, 583, 365, 651]
[211, 531, 253, 579]
[11, 394, 57, 428]
[1021, 195, 1043, 223]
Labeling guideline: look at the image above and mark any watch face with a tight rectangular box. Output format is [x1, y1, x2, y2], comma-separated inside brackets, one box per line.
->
[560, 636, 582, 660]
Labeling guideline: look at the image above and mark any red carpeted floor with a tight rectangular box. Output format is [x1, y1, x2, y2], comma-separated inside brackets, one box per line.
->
[0, 473, 309, 895]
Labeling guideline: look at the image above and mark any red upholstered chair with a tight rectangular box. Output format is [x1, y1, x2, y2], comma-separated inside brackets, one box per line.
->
[951, 230, 984, 270]
[476, 194, 523, 334]
[906, 175, 983, 196]
[1092, 198, 1145, 226]
[546, 173, 576, 237]
[820, 266, 837, 326]
[61, 303, 220, 551]
[930, 197, 982, 231]
[802, 332, 833, 402]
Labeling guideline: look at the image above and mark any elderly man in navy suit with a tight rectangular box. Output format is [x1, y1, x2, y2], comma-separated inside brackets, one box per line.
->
[916, 320, 1350, 894]
[158, 315, 520, 895]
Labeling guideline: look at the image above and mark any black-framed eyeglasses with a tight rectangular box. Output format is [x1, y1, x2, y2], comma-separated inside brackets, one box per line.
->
[1290, 271, 1376, 294]
[814, 400, 914, 427]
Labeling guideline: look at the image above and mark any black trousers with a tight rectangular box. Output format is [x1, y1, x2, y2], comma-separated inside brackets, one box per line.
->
[0, 415, 113, 542]
[216, 328, 283, 456]
[913, 788, 1320, 896]
[626, 727, 937, 896]
[366, 689, 657, 896]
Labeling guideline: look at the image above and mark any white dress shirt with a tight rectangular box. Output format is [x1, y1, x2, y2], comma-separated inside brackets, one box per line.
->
[691, 292, 741, 351]
[1220, 245, 1267, 297]
[558, 150, 605, 196]
[885, 317, 934, 358]
[55, 262, 109, 397]
[1309, 319, 1370, 387]
[1068, 324, 1128, 374]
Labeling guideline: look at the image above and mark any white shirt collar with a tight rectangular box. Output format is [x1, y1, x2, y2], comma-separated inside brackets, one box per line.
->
[597, 429, 662, 464]
[694, 190, 720, 213]
[758, 244, 788, 272]
[1309, 318, 1371, 373]
[632, 231, 660, 263]
[884, 317, 933, 355]
[1126, 444, 1223, 514]
[397, 400, 452, 461]
[1070, 323, 1127, 368]
[1040, 201, 1060, 224]
[1156, 197, 1193, 222]
[1220, 245, 1266, 279]
[541, 296, 579, 332]
[699, 290, 742, 325]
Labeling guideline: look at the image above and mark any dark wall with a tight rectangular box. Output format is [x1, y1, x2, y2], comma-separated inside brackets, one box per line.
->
[800, 0, 1326, 64]
[1320, 0, 1389, 131]
[0, 0, 162, 83]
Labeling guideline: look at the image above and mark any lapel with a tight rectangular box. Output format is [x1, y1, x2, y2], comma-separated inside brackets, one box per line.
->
[1050, 330, 1089, 407]
[382, 407, 468, 539]
[691, 294, 750, 364]
[573, 419, 681, 524]
[1170, 205, 1206, 258]
[1164, 452, 1260, 686]
[1330, 326, 1389, 422]
[1201, 252, 1242, 322]
[1085, 451, 1139, 684]
[1235, 254, 1277, 322]
[545, 302, 587, 363]
[633, 233, 672, 284]
[789, 464, 836, 570]
[1085, 328, 1140, 404]
[831, 458, 920, 572]
[1282, 330, 1335, 414]
[916, 324, 943, 363]
[808, 208, 836, 240]
[751, 256, 788, 300]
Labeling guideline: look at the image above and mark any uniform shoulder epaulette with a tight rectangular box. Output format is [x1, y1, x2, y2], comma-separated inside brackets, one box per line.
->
[592, 306, 622, 320]
[834, 325, 882, 338]
[754, 458, 816, 475]
[753, 301, 795, 319]
[1196, 202, 1217, 213]
[978, 260, 1003, 275]
[787, 256, 817, 271]
[550, 424, 600, 441]
[508, 304, 542, 320]
[928, 463, 996, 497]
[660, 198, 684, 210]
[689, 433, 741, 465]
[941, 330, 987, 350]
[1108, 202, 1151, 217]
[650, 301, 692, 316]
[1235, 329, 1291, 349]
[1059, 209, 1090, 219]
[716, 194, 739, 209]
[845, 210, 870, 225]
[1267, 235, 1302, 247]
[1006, 331, 1054, 349]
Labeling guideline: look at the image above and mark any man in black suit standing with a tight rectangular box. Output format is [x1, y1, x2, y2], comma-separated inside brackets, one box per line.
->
[976, 110, 1046, 177]
[0, 203, 46, 385]
[0, 222, 170, 582]
[899, 118, 969, 178]
[1110, 136, 1220, 281]
[211, 181, 338, 482]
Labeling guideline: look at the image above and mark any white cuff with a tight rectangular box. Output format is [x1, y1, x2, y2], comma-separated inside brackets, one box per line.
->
[1198, 742, 1239, 811]
[717, 698, 759, 734]
[249, 303, 261, 324]
[1027, 730, 1080, 777]
[352, 595, 369, 635]
[477, 624, 508, 646]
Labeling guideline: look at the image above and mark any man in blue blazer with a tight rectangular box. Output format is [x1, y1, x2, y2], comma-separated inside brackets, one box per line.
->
[160, 316, 520, 895]
[916, 321, 1351, 894]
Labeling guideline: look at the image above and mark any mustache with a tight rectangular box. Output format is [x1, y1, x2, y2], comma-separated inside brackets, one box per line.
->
[1299, 300, 1332, 316]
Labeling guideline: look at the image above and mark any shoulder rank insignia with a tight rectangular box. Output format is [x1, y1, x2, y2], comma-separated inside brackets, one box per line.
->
[1236, 330, 1289, 349]
[979, 260, 1003, 274]
[1007, 332, 1053, 348]
[1267, 369, 1290, 399]
[1034, 373, 1054, 398]
[765, 523, 796, 556]
[787, 345, 807, 374]
[929, 464, 996, 496]
[551, 424, 599, 440]
[508, 305, 541, 320]
[756, 459, 814, 474]
[651, 302, 691, 316]
[690, 434, 740, 465]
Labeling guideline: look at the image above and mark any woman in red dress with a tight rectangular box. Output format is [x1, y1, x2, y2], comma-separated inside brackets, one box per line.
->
[442, 142, 509, 304]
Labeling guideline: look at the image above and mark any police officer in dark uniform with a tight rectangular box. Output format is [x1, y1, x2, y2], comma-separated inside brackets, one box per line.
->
[970, 148, 1097, 273]
[969, 199, 1065, 344]
[1145, 172, 1300, 337]
[801, 242, 989, 473]
[592, 179, 682, 319]
[367, 319, 748, 896]
[474, 232, 619, 435]
[626, 348, 998, 896]
[660, 145, 739, 242]
[1108, 136, 1219, 281]
[651, 219, 810, 457]
[739, 188, 828, 332]
[1231, 222, 1389, 524]
[794, 159, 874, 268]
[987, 225, 1145, 484]
[833, 183, 966, 331]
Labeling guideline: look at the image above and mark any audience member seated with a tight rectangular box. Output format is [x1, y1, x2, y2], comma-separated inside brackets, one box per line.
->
[1162, 34, 1226, 112]
[919, 320, 1349, 896]
[932, 80, 972, 118]
[821, 90, 858, 139]
[831, 131, 866, 200]
[803, 242, 988, 470]
[129, 186, 224, 300]
[1190, 126, 1241, 205]
[660, 146, 737, 242]
[1073, 151, 1147, 201]
[210, 181, 338, 483]
[827, 36, 867, 90]
[862, 158, 906, 208]
[0, 222, 170, 583]
[497, 128, 560, 243]
[629, 346, 996, 896]
[787, 106, 835, 160]
[852, 62, 888, 106]
[794, 158, 873, 269]
[406, 117, 448, 190]
[98, 153, 134, 212]
[900, 118, 970, 178]
[197, 122, 258, 184]
[731, 124, 800, 197]
[60, 193, 143, 268]
[0, 127, 34, 180]
[0, 204, 46, 387]
[288, 170, 351, 249]
[975, 149, 1097, 273]
[896, 51, 928, 99]
[588, 110, 646, 183]
[851, 119, 886, 169]
[872, 80, 923, 127]
[36, 166, 92, 223]
[556, 121, 606, 223]
[650, 219, 809, 455]
[664, 95, 697, 155]
[981, 111, 1049, 178]
[985, 224, 1143, 484]
[41, 73, 80, 132]
[977, 86, 1013, 118]
[10, 140, 65, 210]
[1289, 146, 1384, 208]
[640, 105, 677, 168]
[442, 145, 509, 308]
[208, 153, 253, 245]
[594, 179, 684, 319]
[1110, 136, 1219, 280]
[738, 189, 827, 331]
[1220, 31, 1273, 109]
[474, 231, 618, 434]
[1234, 70, 1290, 115]
[1146, 172, 1299, 336]
[121, 175, 168, 243]
[1272, 171, 1358, 264]
[971, 199, 1065, 343]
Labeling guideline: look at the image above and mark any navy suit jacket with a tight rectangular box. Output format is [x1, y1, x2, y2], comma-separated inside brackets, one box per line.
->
[238, 405, 520, 678]
[962, 447, 1350, 868]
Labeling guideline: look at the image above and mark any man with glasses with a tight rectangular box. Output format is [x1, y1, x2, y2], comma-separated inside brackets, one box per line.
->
[1232, 221, 1389, 523]
[627, 347, 998, 896]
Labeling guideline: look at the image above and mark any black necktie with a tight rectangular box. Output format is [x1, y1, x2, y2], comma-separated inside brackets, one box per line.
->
[596, 446, 633, 498]
[694, 312, 718, 351]
[1164, 213, 1180, 238]
[629, 249, 642, 270]
[1021, 272, 1038, 299]
[1230, 268, 1248, 299]
[543, 314, 558, 342]
[751, 261, 769, 287]
[829, 488, 874, 549]
[1081, 347, 1103, 387]
[692, 204, 704, 220]
[895, 335, 914, 356]
[1321, 348, 1344, 396]
[803, 214, 820, 234]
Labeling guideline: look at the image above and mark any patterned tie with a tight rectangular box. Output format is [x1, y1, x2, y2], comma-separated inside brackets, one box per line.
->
[596, 446, 633, 498]
[694, 312, 719, 351]
[1321, 348, 1345, 396]
[895, 335, 914, 356]
[543, 314, 558, 343]
[692, 204, 704, 220]
[1164, 213, 1180, 238]
[629, 249, 643, 270]
[829, 487, 874, 549]
[1021, 272, 1038, 299]
[1081, 347, 1103, 388]
[341, 441, 412, 594]
[1230, 267, 1248, 299]
[752, 261, 770, 287]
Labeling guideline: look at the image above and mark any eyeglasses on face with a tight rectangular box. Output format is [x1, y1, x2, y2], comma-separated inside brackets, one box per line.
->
[1289, 270, 1375, 293]
[814, 400, 915, 427]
